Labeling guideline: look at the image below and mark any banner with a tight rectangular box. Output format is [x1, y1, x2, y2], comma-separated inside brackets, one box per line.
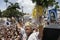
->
[32, 6, 43, 18]
[48, 8, 57, 22]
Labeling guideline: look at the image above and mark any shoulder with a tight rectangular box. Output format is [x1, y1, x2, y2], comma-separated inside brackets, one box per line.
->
[28, 32, 39, 40]
[20, 27, 25, 31]
[30, 32, 39, 37]
[20, 27, 25, 34]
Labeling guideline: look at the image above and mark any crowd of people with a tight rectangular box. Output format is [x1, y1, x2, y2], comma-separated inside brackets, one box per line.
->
[0, 17, 45, 40]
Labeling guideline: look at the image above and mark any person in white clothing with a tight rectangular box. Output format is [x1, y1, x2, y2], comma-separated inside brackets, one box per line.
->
[28, 32, 40, 40]
[28, 25, 44, 40]
[22, 22, 33, 40]
[16, 20, 25, 35]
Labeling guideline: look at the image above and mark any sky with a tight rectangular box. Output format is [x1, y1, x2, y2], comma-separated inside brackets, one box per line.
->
[0, 0, 17, 11]
[0, 0, 60, 14]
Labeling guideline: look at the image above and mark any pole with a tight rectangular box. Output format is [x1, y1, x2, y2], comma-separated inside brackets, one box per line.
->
[22, 0, 24, 13]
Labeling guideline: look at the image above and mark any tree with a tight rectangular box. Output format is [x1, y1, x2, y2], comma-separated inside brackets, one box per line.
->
[0, 10, 2, 17]
[4, 0, 8, 6]
[2, 9, 23, 17]
[32, 0, 58, 8]
[2, 2, 24, 18]
[7, 3, 20, 10]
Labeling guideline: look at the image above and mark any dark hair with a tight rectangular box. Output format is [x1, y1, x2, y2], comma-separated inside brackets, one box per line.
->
[47, 22, 49, 25]
[18, 19, 22, 23]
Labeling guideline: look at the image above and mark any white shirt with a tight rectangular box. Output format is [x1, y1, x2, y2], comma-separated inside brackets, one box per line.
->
[28, 32, 41, 40]
[20, 27, 25, 35]
[22, 32, 40, 40]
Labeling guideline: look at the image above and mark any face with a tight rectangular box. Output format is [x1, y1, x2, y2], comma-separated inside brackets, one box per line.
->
[25, 26, 32, 35]
[19, 21, 23, 27]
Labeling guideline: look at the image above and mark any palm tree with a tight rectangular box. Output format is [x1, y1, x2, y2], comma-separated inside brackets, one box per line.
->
[0, 10, 2, 17]
[4, 0, 8, 6]
[2, 2, 24, 18]
[7, 3, 20, 10]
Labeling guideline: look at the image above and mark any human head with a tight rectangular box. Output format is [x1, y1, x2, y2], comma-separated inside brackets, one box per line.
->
[25, 22, 33, 36]
[18, 19, 23, 27]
